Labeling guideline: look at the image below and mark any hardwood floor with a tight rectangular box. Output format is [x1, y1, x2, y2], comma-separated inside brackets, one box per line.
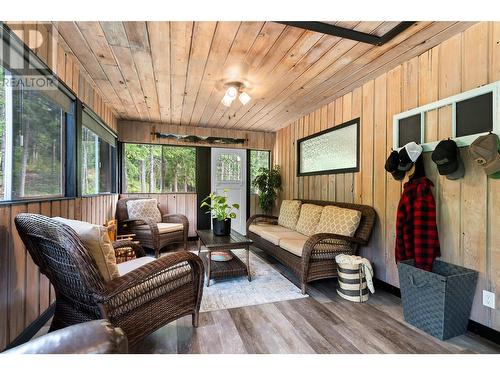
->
[132, 246, 500, 354]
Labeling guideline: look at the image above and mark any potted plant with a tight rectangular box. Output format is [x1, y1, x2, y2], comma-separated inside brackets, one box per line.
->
[252, 165, 282, 214]
[200, 189, 240, 236]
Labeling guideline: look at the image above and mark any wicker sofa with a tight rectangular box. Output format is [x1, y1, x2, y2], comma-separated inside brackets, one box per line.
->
[246, 199, 376, 294]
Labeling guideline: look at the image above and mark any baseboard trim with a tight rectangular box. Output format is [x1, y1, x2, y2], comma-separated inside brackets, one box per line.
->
[373, 277, 500, 346]
[4, 303, 55, 351]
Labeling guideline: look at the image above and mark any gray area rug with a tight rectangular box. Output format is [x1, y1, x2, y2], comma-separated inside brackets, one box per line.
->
[197, 248, 308, 312]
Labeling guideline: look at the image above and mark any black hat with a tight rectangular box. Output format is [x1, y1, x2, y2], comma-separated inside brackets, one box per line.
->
[397, 148, 414, 171]
[385, 150, 406, 180]
[432, 139, 465, 179]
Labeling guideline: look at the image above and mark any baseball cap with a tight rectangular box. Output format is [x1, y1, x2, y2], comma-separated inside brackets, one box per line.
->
[398, 142, 423, 171]
[431, 139, 465, 180]
[385, 150, 406, 180]
[470, 133, 500, 175]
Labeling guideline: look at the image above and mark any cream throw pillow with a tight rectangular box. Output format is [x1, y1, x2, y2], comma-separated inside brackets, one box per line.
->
[278, 200, 302, 230]
[126, 199, 162, 223]
[295, 204, 323, 236]
[53, 217, 120, 282]
[315, 205, 361, 237]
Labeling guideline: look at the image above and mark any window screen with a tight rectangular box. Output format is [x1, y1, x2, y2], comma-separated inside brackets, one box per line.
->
[456, 92, 493, 137]
[398, 114, 421, 147]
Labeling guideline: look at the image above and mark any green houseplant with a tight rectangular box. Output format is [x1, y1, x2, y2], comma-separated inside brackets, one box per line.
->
[252, 165, 282, 215]
[200, 189, 240, 236]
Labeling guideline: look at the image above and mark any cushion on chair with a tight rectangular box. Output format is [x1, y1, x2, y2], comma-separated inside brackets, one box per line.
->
[157, 222, 184, 234]
[117, 256, 155, 276]
[295, 204, 324, 236]
[248, 222, 282, 237]
[315, 205, 362, 237]
[126, 199, 162, 224]
[279, 238, 308, 257]
[277, 200, 302, 230]
[260, 228, 307, 246]
[53, 217, 120, 281]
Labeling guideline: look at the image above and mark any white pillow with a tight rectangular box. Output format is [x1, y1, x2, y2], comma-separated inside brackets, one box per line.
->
[126, 199, 162, 223]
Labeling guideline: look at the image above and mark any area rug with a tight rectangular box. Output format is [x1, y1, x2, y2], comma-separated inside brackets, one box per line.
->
[196, 248, 308, 312]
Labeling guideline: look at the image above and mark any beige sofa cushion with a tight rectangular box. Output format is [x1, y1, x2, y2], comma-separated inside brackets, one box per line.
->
[280, 238, 308, 257]
[258, 226, 294, 245]
[295, 204, 323, 236]
[261, 229, 308, 246]
[157, 222, 184, 234]
[53, 217, 119, 282]
[315, 205, 361, 237]
[117, 256, 155, 276]
[248, 222, 277, 237]
[278, 200, 302, 230]
[126, 199, 162, 223]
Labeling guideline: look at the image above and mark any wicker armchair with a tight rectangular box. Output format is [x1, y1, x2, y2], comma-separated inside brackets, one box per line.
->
[246, 200, 376, 294]
[116, 197, 189, 258]
[14, 213, 204, 348]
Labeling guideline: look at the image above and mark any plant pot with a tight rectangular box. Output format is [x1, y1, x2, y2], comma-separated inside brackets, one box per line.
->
[213, 218, 231, 236]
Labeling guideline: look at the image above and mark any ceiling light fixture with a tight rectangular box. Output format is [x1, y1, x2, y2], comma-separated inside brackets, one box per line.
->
[238, 91, 251, 106]
[221, 82, 251, 107]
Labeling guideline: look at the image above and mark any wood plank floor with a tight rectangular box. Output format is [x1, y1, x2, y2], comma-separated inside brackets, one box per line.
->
[132, 245, 500, 354]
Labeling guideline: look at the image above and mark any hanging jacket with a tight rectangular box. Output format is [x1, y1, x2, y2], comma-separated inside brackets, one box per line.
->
[395, 176, 440, 271]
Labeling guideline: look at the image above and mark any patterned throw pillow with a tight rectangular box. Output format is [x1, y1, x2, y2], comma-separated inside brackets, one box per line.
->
[278, 200, 302, 230]
[126, 199, 162, 223]
[315, 205, 361, 237]
[295, 204, 323, 236]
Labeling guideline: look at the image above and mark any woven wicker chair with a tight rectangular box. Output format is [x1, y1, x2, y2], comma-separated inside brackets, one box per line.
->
[14, 213, 204, 348]
[247, 200, 376, 294]
[116, 197, 189, 258]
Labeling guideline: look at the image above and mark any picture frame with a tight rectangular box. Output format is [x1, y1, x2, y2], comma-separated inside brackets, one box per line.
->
[296, 118, 360, 177]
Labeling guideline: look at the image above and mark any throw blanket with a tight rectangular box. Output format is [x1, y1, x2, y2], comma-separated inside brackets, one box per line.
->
[335, 254, 375, 293]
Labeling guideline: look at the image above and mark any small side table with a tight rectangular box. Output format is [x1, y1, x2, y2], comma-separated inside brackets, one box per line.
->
[196, 229, 252, 287]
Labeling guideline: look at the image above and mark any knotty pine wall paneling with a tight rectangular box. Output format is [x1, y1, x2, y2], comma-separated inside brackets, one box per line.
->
[273, 22, 500, 331]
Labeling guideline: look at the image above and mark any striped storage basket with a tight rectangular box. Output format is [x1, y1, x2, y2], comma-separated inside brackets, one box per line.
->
[336, 262, 369, 302]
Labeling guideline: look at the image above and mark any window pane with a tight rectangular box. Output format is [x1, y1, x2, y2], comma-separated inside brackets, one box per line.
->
[0, 66, 6, 197]
[162, 146, 196, 193]
[216, 153, 241, 183]
[123, 143, 162, 193]
[11, 88, 64, 199]
[250, 150, 270, 194]
[98, 139, 113, 193]
[82, 127, 98, 195]
[123, 143, 196, 193]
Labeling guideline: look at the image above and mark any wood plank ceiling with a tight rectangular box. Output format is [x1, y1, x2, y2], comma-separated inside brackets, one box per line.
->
[53, 21, 472, 132]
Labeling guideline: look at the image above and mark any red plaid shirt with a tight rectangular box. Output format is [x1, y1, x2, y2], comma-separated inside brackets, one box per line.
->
[395, 177, 440, 271]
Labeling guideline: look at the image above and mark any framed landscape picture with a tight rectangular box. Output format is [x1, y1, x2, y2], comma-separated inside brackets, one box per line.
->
[297, 118, 360, 176]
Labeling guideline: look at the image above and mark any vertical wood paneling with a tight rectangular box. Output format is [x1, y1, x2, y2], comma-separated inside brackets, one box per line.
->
[273, 22, 500, 331]
[0, 195, 118, 350]
[0, 206, 11, 349]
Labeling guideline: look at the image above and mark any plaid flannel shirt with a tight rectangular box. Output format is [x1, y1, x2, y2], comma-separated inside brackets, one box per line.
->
[395, 177, 440, 271]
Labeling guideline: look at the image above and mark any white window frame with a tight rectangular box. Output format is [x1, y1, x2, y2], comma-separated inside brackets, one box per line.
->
[393, 80, 500, 151]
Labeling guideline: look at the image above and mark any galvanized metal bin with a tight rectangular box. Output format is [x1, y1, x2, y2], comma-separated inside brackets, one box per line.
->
[398, 259, 478, 340]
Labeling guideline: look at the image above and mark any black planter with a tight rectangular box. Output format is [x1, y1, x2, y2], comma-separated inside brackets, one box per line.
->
[213, 218, 231, 236]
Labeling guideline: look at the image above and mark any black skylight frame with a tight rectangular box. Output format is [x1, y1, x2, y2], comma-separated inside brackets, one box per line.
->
[275, 21, 416, 46]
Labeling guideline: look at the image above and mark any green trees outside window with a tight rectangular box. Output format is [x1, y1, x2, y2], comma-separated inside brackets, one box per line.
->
[1, 66, 67, 200]
[123, 143, 196, 193]
[250, 150, 270, 194]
